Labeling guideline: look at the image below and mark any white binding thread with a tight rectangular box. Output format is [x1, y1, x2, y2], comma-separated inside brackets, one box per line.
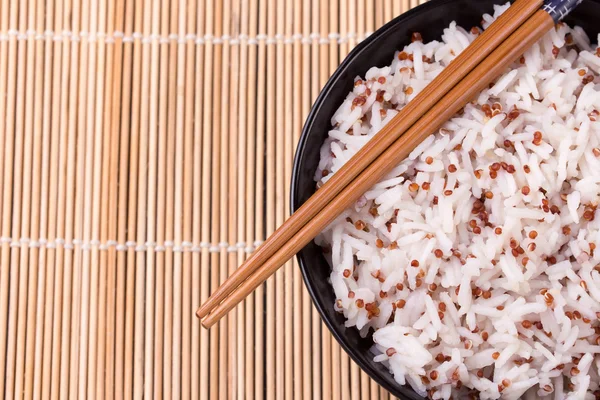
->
[0, 30, 372, 45]
[0, 236, 260, 253]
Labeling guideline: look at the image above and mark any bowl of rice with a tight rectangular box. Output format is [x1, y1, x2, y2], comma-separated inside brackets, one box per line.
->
[291, 0, 600, 398]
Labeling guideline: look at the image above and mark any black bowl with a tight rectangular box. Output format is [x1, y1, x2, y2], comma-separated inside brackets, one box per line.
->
[291, 0, 600, 398]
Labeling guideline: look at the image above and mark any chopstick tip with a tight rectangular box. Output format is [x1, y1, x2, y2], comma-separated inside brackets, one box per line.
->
[196, 303, 209, 319]
[197, 306, 215, 329]
[200, 316, 214, 330]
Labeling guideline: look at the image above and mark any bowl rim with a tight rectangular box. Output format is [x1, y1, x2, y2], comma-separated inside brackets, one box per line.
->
[290, 0, 600, 398]
[290, 0, 460, 397]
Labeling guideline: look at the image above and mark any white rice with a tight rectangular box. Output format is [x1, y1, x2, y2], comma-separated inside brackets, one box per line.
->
[315, 4, 600, 399]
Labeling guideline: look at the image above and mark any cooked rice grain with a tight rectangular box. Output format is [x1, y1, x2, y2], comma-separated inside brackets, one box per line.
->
[316, 4, 600, 399]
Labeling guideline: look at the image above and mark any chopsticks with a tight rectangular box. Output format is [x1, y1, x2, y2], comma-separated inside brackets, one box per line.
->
[197, 0, 541, 321]
[198, 0, 571, 328]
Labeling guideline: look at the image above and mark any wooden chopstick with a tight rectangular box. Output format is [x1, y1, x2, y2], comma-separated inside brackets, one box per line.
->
[200, 7, 556, 328]
[196, 0, 543, 321]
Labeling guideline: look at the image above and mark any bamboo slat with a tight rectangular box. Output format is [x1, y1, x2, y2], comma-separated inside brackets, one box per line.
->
[0, 0, 433, 398]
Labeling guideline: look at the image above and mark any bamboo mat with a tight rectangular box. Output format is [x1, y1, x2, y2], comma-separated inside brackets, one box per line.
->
[0, 0, 429, 399]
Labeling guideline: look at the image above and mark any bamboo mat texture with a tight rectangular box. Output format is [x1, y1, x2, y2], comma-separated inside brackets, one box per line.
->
[0, 0, 429, 399]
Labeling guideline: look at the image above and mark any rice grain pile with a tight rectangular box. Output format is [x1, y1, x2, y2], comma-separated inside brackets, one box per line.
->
[315, 4, 600, 399]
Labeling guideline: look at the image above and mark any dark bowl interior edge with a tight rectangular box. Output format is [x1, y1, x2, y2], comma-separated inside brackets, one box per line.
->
[290, 1, 600, 398]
